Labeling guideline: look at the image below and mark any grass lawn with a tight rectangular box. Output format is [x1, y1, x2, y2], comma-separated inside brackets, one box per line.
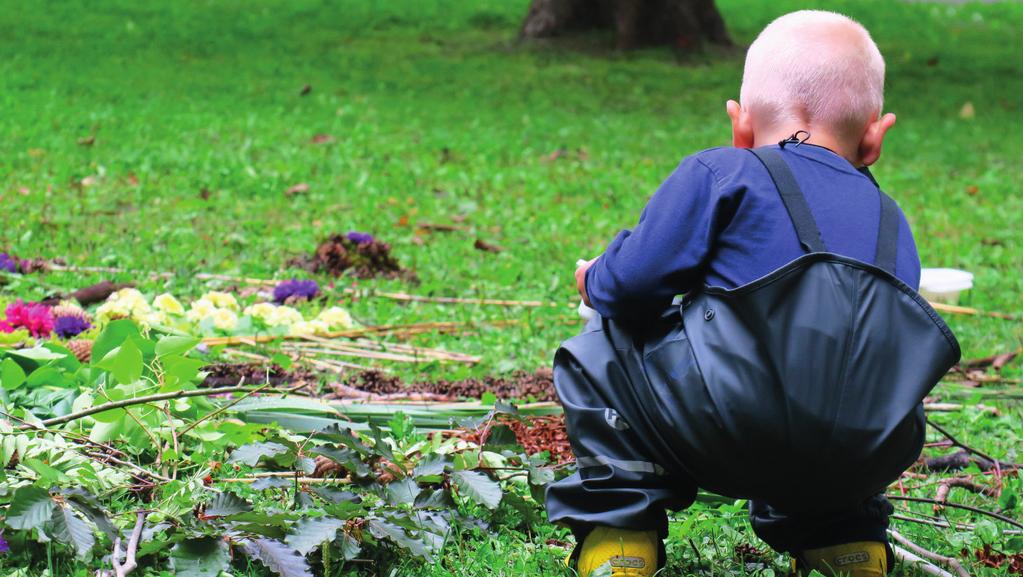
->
[0, 0, 1021, 575]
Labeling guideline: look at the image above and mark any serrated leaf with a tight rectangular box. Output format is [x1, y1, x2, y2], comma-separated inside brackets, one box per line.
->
[310, 487, 362, 505]
[451, 470, 502, 510]
[339, 533, 361, 560]
[228, 442, 289, 466]
[367, 518, 432, 560]
[385, 477, 421, 506]
[155, 335, 200, 358]
[170, 537, 230, 577]
[50, 504, 96, 558]
[205, 492, 252, 517]
[241, 537, 313, 577]
[5, 485, 55, 530]
[252, 477, 293, 490]
[412, 454, 451, 479]
[285, 517, 345, 555]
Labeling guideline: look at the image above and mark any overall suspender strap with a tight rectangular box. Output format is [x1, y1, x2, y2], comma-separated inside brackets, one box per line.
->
[875, 191, 900, 276]
[748, 148, 827, 253]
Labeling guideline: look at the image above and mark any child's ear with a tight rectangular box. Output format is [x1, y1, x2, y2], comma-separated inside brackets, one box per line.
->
[858, 112, 896, 166]
[726, 100, 755, 149]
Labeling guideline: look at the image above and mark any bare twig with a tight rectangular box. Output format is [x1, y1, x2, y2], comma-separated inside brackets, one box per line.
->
[886, 495, 1023, 529]
[33, 385, 270, 428]
[891, 544, 959, 577]
[110, 511, 146, 577]
[889, 530, 971, 577]
[926, 419, 1008, 469]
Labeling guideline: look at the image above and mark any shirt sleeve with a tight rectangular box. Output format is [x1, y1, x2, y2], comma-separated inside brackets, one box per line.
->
[585, 155, 728, 320]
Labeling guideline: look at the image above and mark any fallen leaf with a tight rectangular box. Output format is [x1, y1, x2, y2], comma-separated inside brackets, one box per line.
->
[285, 183, 310, 197]
[77, 135, 95, 146]
[966, 185, 979, 196]
[299, 84, 312, 96]
[959, 101, 975, 119]
[473, 239, 503, 253]
[80, 176, 98, 187]
[310, 134, 335, 144]
[199, 188, 212, 200]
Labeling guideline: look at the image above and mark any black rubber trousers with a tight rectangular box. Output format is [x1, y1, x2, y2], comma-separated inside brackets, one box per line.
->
[545, 312, 901, 554]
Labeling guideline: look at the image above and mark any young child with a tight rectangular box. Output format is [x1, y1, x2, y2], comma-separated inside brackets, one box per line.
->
[546, 10, 960, 577]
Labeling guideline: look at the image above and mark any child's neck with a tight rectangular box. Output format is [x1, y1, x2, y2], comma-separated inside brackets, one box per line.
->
[754, 128, 861, 167]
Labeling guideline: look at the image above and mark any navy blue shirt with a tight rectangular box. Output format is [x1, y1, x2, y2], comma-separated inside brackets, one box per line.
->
[586, 144, 921, 320]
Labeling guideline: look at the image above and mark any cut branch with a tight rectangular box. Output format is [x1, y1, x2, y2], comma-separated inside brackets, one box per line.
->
[889, 530, 971, 577]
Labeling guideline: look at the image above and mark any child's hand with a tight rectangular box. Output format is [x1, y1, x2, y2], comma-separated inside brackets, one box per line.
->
[575, 257, 598, 306]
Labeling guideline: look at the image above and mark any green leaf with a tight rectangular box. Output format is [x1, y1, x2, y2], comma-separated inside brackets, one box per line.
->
[97, 339, 143, 385]
[161, 355, 206, 388]
[91, 319, 141, 363]
[228, 442, 289, 467]
[205, 492, 253, 517]
[50, 504, 96, 557]
[240, 538, 313, 577]
[42, 342, 81, 372]
[285, 517, 345, 555]
[6, 347, 67, 362]
[26, 366, 69, 388]
[339, 533, 361, 561]
[170, 538, 231, 577]
[412, 454, 451, 479]
[451, 470, 502, 510]
[367, 518, 433, 560]
[5, 485, 56, 530]
[0, 357, 26, 390]
[270, 353, 293, 370]
[155, 335, 200, 358]
[385, 478, 421, 506]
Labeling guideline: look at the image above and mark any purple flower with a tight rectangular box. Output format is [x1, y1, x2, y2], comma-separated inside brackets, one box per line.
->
[346, 231, 374, 245]
[273, 278, 320, 304]
[53, 314, 92, 339]
[0, 253, 17, 273]
[0, 532, 9, 553]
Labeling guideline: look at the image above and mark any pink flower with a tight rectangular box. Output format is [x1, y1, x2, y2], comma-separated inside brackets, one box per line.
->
[0, 300, 55, 337]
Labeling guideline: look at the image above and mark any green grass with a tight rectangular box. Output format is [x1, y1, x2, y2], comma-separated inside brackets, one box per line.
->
[0, 0, 1021, 575]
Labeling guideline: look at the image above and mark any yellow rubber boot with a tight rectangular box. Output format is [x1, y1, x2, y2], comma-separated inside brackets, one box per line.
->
[576, 526, 659, 577]
[796, 541, 888, 577]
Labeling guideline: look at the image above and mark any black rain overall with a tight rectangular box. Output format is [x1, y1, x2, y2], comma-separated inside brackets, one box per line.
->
[545, 147, 961, 554]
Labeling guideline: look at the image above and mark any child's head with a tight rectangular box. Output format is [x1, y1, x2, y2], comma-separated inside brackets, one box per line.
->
[726, 10, 896, 167]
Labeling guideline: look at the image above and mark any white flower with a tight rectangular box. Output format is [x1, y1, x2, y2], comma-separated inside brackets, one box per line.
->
[202, 291, 239, 311]
[211, 308, 238, 331]
[96, 288, 154, 324]
[243, 302, 278, 323]
[186, 298, 218, 323]
[316, 306, 355, 330]
[289, 319, 329, 336]
[266, 306, 304, 327]
[153, 293, 185, 315]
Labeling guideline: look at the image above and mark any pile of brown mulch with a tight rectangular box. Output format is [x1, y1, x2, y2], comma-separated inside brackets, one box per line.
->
[973, 545, 1023, 575]
[461, 414, 573, 465]
[288, 233, 416, 281]
[201, 362, 317, 388]
[334, 368, 557, 402]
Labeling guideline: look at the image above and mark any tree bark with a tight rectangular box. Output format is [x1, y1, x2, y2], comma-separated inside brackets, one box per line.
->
[520, 0, 732, 51]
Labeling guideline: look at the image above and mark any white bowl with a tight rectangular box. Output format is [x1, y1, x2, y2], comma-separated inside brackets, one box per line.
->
[919, 268, 974, 304]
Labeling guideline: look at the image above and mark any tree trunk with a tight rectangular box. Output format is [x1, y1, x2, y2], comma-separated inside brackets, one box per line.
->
[520, 0, 732, 51]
